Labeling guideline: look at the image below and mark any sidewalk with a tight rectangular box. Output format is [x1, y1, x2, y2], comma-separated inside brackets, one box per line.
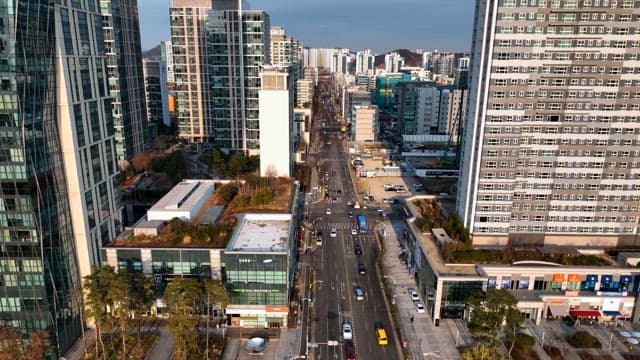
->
[379, 219, 462, 360]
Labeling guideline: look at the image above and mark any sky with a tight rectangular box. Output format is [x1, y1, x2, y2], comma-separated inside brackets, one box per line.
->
[138, 0, 474, 54]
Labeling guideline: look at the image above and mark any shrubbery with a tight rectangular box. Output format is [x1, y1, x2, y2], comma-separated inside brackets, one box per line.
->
[567, 331, 601, 349]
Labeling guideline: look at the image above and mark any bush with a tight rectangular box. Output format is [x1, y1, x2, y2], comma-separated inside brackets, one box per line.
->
[567, 331, 601, 349]
[514, 333, 535, 349]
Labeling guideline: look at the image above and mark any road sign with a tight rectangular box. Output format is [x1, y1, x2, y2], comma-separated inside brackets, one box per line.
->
[327, 340, 339, 346]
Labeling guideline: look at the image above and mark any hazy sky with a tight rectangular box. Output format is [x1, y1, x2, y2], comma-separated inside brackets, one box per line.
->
[138, 0, 474, 53]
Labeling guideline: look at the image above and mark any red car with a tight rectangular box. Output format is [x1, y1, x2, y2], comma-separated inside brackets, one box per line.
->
[345, 340, 356, 360]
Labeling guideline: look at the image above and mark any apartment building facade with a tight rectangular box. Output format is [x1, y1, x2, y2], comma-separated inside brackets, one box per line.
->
[170, 0, 213, 143]
[458, 0, 640, 247]
[208, 1, 270, 153]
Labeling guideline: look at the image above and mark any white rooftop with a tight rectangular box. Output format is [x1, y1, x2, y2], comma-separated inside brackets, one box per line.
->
[147, 179, 216, 221]
[227, 213, 292, 253]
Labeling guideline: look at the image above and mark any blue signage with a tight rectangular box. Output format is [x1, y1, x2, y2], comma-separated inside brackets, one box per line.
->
[586, 274, 598, 282]
[620, 275, 631, 284]
[601, 275, 612, 285]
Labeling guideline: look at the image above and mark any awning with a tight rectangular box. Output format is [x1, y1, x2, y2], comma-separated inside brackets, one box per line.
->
[602, 311, 621, 317]
[569, 310, 601, 318]
[547, 303, 569, 317]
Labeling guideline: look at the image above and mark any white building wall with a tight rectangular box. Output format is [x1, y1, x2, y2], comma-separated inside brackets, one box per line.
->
[259, 90, 292, 176]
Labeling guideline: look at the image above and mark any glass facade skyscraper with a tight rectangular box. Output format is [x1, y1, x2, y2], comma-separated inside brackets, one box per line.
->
[0, 0, 122, 354]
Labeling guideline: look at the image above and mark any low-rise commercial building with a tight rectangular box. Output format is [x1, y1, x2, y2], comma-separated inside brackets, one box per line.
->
[402, 195, 640, 326]
[223, 213, 296, 328]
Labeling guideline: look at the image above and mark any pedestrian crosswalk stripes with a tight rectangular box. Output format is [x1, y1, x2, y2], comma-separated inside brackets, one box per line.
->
[315, 222, 356, 230]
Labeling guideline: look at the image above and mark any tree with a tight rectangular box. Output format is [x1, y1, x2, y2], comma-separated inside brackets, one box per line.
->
[84, 265, 119, 360]
[467, 288, 523, 342]
[203, 280, 229, 360]
[0, 326, 22, 360]
[163, 278, 203, 360]
[109, 270, 134, 359]
[129, 273, 155, 338]
[23, 330, 53, 360]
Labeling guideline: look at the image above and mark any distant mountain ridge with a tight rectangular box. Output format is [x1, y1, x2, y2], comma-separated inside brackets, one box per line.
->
[142, 44, 162, 60]
[374, 49, 422, 68]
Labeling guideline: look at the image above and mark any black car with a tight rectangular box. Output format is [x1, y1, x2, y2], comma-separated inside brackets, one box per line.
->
[357, 263, 366, 275]
[348, 211, 353, 218]
[354, 244, 363, 255]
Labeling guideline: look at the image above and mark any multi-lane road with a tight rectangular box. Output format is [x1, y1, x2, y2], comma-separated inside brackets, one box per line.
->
[306, 109, 401, 360]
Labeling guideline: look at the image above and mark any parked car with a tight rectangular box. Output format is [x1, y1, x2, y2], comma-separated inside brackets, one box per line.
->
[414, 301, 425, 313]
[330, 228, 337, 237]
[326, 208, 332, 215]
[351, 228, 358, 235]
[408, 288, 420, 301]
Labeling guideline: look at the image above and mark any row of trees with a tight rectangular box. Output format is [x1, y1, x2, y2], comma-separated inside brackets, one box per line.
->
[83, 266, 228, 360]
[209, 149, 259, 177]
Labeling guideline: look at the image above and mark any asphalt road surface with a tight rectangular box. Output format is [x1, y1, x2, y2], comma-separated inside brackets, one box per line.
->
[308, 95, 400, 360]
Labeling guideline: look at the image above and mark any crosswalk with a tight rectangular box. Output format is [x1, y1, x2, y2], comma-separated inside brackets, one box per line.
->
[316, 222, 357, 230]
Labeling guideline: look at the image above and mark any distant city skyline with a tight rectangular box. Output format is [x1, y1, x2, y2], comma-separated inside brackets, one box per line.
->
[138, 0, 474, 53]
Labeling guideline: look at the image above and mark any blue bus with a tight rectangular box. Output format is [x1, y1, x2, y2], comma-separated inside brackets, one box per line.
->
[357, 215, 368, 234]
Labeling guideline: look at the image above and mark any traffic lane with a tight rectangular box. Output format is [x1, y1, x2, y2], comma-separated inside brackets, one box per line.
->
[315, 221, 349, 359]
[339, 233, 395, 360]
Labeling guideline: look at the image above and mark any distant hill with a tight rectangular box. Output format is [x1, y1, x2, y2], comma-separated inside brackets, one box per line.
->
[142, 44, 162, 60]
[374, 49, 422, 68]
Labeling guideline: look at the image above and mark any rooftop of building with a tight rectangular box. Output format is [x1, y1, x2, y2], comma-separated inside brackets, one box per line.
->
[226, 213, 292, 253]
[147, 179, 216, 220]
[110, 178, 297, 249]
[405, 196, 621, 278]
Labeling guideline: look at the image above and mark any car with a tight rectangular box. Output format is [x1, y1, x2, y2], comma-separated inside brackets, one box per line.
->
[353, 286, 364, 300]
[344, 340, 356, 360]
[330, 228, 337, 237]
[326, 208, 332, 215]
[357, 263, 366, 275]
[387, 198, 398, 204]
[354, 244, 363, 255]
[336, 189, 342, 194]
[377, 209, 385, 216]
[414, 301, 425, 313]
[383, 184, 394, 190]
[332, 197, 337, 203]
[348, 211, 353, 218]
[351, 228, 358, 235]
[408, 288, 420, 301]
[346, 200, 353, 206]
[411, 183, 424, 189]
[342, 321, 353, 340]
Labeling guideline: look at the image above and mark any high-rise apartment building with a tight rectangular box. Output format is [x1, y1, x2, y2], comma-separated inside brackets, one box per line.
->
[170, 0, 213, 143]
[356, 49, 375, 75]
[0, 1, 122, 354]
[101, 0, 148, 167]
[208, 1, 270, 153]
[270, 26, 304, 104]
[458, 0, 640, 248]
[384, 51, 404, 73]
[143, 59, 171, 129]
[331, 51, 350, 74]
[161, 41, 175, 84]
[353, 105, 378, 142]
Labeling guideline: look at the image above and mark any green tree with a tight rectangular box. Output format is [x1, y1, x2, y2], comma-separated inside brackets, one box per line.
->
[129, 273, 156, 338]
[467, 288, 523, 341]
[210, 148, 226, 175]
[227, 152, 247, 177]
[203, 280, 229, 360]
[84, 265, 119, 360]
[163, 278, 203, 360]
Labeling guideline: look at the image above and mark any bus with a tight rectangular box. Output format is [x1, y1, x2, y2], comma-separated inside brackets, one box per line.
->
[357, 215, 368, 234]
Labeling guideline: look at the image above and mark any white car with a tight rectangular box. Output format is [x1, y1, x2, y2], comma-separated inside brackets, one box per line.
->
[351, 228, 358, 235]
[408, 288, 420, 301]
[326, 208, 332, 215]
[330, 228, 337, 237]
[414, 301, 425, 313]
[342, 322, 353, 340]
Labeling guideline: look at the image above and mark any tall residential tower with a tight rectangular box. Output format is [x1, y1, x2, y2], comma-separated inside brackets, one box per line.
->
[458, 0, 640, 248]
[101, 0, 148, 167]
[170, 0, 213, 143]
[208, 0, 270, 153]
